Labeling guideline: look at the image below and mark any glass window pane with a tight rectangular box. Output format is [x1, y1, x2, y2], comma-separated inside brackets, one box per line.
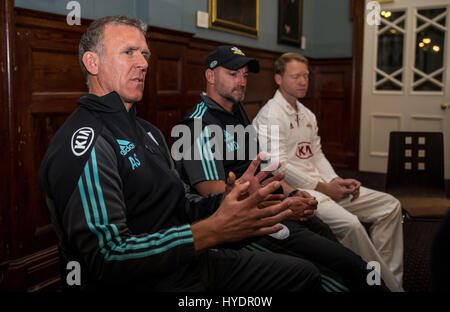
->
[377, 80, 402, 91]
[394, 73, 403, 81]
[377, 31, 404, 74]
[417, 8, 447, 27]
[415, 28, 445, 75]
[376, 10, 405, 91]
[414, 80, 442, 91]
[382, 10, 405, 23]
[414, 8, 446, 92]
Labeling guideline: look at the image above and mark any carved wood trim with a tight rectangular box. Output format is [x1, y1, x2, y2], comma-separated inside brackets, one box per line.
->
[0, 0, 15, 264]
[350, 0, 365, 169]
[1, 245, 60, 291]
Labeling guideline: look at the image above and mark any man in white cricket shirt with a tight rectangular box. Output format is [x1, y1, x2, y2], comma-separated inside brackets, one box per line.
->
[253, 52, 404, 292]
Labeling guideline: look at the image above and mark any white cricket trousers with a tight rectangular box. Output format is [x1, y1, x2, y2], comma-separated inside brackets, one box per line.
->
[304, 186, 404, 292]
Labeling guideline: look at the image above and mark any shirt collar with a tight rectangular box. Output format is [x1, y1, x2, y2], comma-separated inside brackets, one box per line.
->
[273, 89, 308, 117]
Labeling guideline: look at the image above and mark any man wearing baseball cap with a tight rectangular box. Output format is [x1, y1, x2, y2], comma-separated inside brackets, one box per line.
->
[205, 45, 260, 73]
[174, 45, 390, 292]
[177, 45, 263, 187]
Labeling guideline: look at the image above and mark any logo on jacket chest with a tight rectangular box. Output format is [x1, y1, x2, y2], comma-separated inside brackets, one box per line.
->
[116, 139, 141, 170]
[296, 142, 313, 159]
[224, 130, 240, 153]
[117, 139, 135, 156]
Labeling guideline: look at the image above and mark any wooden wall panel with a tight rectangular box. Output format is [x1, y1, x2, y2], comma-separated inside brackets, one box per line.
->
[185, 41, 212, 112]
[244, 53, 278, 122]
[2, 8, 88, 291]
[13, 13, 87, 259]
[146, 39, 188, 145]
[350, 0, 364, 171]
[31, 50, 85, 92]
[309, 59, 354, 169]
[0, 0, 14, 279]
[0, 7, 358, 291]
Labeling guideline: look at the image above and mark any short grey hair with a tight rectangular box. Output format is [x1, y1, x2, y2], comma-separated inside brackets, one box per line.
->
[78, 15, 148, 81]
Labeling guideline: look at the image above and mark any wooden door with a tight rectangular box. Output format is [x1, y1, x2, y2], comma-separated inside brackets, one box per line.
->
[360, 0, 450, 178]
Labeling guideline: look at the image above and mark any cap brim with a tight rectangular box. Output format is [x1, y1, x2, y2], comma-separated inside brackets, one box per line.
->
[221, 57, 260, 73]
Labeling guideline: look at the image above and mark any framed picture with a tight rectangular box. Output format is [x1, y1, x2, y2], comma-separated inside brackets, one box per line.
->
[209, 0, 259, 38]
[278, 0, 303, 46]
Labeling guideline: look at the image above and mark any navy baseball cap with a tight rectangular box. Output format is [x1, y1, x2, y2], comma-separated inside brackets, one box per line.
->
[205, 45, 260, 73]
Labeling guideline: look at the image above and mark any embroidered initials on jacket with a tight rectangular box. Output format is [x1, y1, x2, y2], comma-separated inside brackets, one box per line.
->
[117, 139, 141, 170]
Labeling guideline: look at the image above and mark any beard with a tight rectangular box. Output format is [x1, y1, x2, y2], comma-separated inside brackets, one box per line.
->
[223, 86, 245, 104]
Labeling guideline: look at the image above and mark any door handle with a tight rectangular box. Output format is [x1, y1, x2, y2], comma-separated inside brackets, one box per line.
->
[441, 103, 449, 110]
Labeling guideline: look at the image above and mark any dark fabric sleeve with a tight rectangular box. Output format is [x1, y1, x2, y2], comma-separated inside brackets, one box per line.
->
[181, 122, 226, 185]
[182, 180, 224, 223]
[63, 136, 197, 284]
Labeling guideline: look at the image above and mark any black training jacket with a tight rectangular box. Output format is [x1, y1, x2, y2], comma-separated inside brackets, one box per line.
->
[175, 93, 259, 191]
[39, 92, 222, 287]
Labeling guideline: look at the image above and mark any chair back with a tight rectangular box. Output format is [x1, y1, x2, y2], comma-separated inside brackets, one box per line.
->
[386, 131, 445, 197]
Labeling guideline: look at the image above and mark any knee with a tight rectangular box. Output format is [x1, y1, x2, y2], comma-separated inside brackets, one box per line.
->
[392, 196, 402, 212]
[384, 193, 402, 216]
[343, 216, 366, 234]
[290, 259, 322, 292]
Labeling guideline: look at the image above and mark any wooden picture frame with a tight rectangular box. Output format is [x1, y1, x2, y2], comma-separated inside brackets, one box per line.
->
[209, 0, 259, 38]
[278, 0, 303, 46]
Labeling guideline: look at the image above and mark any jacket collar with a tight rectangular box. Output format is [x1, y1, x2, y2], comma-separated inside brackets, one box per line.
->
[199, 93, 250, 125]
[78, 91, 136, 116]
[200, 93, 244, 115]
[200, 93, 225, 112]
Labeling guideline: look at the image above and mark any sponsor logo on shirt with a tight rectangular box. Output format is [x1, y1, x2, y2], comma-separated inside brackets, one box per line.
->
[223, 130, 239, 152]
[71, 127, 94, 156]
[226, 141, 240, 153]
[116, 139, 135, 156]
[223, 130, 234, 143]
[116, 139, 141, 170]
[296, 142, 313, 159]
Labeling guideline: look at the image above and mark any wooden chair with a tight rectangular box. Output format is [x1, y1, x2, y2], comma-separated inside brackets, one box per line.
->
[386, 131, 450, 221]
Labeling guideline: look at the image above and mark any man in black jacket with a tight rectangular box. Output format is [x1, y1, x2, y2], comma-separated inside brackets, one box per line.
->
[38, 15, 321, 291]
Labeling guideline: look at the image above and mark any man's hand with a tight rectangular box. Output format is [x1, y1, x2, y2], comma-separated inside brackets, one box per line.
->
[338, 178, 361, 201]
[226, 152, 285, 198]
[225, 170, 284, 202]
[286, 191, 317, 222]
[191, 180, 293, 251]
[198, 152, 285, 198]
[330, 177, 361, 201]
[315, 178, 356, 202]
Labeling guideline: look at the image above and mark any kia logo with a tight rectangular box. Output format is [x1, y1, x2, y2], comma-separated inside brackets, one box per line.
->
[296, 142, 313, 159]
[71, 127, 94, 156]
